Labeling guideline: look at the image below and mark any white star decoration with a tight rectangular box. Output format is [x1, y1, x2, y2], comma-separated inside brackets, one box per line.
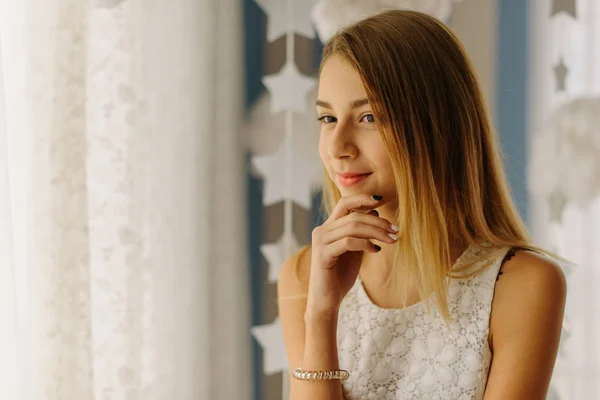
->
[252, 136, 321, 209]
[262, 232, 301, 282]
[251, 317, 289, 375]
[262, 62, 317, 114]
[255, 0, 317, 41]
[243, 90, 321, 156]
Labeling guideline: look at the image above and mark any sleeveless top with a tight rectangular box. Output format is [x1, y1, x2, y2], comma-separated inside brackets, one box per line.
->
[336, 244, 513, 400]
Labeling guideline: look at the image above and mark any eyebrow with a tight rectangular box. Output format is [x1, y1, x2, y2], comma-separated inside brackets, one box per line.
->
[315, 98, 370, 110]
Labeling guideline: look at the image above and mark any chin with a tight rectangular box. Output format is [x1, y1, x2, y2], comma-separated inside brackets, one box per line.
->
[337, 185, 374, 196]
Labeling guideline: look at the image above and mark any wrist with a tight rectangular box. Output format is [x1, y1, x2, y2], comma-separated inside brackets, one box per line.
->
[304, 307, 339, 325]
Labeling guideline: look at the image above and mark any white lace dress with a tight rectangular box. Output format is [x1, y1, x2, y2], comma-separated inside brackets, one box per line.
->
[337, 244, 512, 400]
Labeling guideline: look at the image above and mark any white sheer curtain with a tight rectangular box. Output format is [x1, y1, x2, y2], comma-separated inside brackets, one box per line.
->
[529, 1, 600, 399]
[0, 1, 251, 399]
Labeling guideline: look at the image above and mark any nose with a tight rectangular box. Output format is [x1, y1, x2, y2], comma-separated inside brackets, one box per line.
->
[328, 122, 358, 160]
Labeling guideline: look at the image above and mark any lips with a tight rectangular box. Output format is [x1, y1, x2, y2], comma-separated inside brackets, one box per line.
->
[336, 172, 372, 187]
[337, 172, 371, 178]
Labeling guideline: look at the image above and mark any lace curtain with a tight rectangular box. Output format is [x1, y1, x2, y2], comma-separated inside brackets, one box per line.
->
[0, 1, 251, 399]
[529, 1, 600, 398]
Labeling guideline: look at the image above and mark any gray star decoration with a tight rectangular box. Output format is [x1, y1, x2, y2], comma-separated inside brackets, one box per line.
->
[553, 58, 568, 92]
[551, 0, 577, 18]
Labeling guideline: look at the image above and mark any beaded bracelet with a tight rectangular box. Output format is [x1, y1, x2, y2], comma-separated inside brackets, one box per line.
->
[292, 367, 350, 381]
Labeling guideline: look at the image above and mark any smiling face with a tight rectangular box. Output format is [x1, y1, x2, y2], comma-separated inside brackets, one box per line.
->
[317, 55, 397, 202]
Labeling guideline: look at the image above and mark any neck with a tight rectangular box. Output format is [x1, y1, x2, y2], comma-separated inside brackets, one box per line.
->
[361, 200, 468, 284]
[366, 200, 399, 279]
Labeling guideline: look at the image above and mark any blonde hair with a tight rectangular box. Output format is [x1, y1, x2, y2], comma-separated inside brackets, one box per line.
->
[316, 10, 542, 321]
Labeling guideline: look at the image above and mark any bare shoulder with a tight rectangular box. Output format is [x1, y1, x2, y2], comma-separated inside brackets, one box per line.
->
[492, 249, 567, 313]
[491, 249, 567, 337]
[277, 245, 312, 301]
[485, 248, 567, 398]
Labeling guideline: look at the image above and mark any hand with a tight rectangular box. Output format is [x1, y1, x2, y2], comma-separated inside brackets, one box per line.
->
[306, 194, 399, 318]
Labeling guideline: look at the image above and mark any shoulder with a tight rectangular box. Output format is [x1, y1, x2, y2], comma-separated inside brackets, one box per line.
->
[484, 249, 567, 397]
[494, 248, 567, 303]
[490, 248, 567, 347]
[277, 245, 312, 301]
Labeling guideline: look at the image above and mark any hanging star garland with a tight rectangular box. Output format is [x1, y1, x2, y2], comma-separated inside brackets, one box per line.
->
[262, 62, 317, 114]
[252, 136, 321, 209]
[251, 0, 320, 382]
[553, 57, 568, 92]
[251, 317, 289, 375]
[255, 0, 318, 42]
[550, 0, 577, 18]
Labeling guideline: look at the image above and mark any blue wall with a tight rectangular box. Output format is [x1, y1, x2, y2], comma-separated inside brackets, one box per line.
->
[497, 0, 529, 225]
[243, 0, 265, 398]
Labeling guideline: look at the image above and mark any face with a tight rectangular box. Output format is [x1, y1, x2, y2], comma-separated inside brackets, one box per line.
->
[317, 55, 396, 202]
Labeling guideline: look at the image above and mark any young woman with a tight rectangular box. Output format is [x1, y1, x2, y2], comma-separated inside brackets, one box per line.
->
[277, 9, 566, 400]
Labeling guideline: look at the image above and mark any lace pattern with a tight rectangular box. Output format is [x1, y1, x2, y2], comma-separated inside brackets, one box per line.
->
[337, 245, 511, 400]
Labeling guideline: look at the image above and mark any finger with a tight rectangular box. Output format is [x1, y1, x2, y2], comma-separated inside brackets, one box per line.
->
[348, 208, 377, 217]
[327, 194, 384, 221]
[323, 237, 380, 262]
[322, 221, 398, 245]
[348, 207, 379, 215]
[326, 211, 398, 235]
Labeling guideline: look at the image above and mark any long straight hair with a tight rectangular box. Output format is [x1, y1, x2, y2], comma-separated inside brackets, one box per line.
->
[319, 10, 537, 320]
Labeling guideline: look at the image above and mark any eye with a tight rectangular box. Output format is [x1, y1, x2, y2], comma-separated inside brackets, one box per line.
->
[360, 114, 375, 124]
[317, 115, 337, 124]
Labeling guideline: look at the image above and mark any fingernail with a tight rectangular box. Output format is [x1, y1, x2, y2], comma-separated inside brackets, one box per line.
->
[371, 195, 383, 201]
[390, 224, 399, 232]
[389, 233, 398, 241]
[374, 245, 381, 251]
